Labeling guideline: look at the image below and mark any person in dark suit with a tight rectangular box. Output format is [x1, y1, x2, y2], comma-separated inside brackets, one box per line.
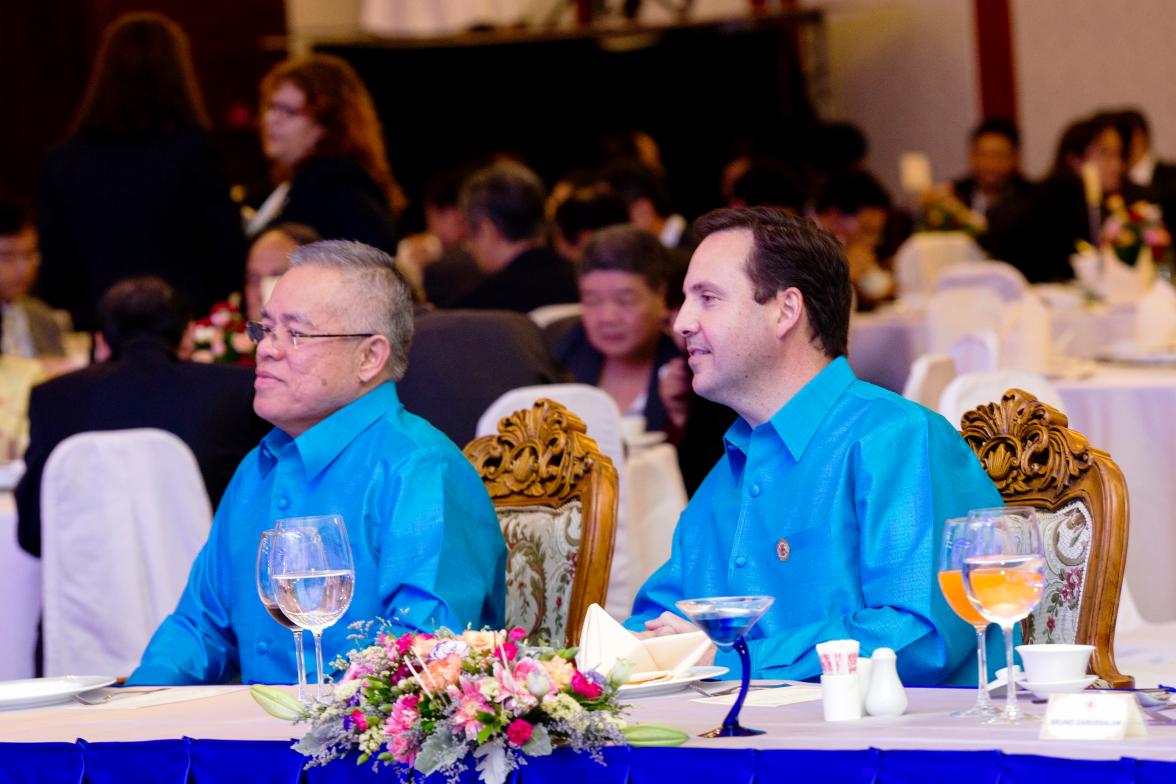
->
[16, 276, 269, 557]
[398, 307, 566, 447]
[251, 55, 403, 253]
[36, 13, 244, 332]
[951, 118, 1034, 219]
[0, 202, 64, 357]
[454, 162, 579, 312]
[985, 113, 1130, 283]
[1118, 108, 1176, 234]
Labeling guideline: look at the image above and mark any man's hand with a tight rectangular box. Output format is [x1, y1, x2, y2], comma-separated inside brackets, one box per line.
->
[634, 612, 716, 665]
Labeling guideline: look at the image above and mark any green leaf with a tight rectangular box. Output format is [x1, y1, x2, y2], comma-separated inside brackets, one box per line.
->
[356, 753, 369, 765]
[476, 724, 495, 745]
[522, 725, 553, 757]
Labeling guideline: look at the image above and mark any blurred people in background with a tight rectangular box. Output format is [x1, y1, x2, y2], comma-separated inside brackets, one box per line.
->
[251, 54, 404, 253]
[0, 202, 64, 358]
[814, 170, 896, 310]
[37, 12, 244, 331]
[16, 276, 267, 557]
[986, 112, 1127, 282]
[551, 189, 629, 262]
[951, 118, 1032, 217]
[554, 225, 684, 435]
[602, 160, 694, 251]
[414, 165, 483, 308]
[454, 162, 578, 312]
[243, 223, 320, 321]
[1118, 108, 1176, 228]
[729, 158, 806, 212]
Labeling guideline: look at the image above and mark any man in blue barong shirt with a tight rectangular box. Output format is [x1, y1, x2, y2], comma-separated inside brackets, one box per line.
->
[624, 207, 1003, 685]
[129, 240, 506, 685]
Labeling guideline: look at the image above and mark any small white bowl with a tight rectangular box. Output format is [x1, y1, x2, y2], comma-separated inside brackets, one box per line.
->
[1016, 643, 1094, 685]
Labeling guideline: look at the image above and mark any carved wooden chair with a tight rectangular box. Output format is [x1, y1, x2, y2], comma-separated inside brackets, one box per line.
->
[464, 398, 619, 648]
[960, 389, 1133, 688]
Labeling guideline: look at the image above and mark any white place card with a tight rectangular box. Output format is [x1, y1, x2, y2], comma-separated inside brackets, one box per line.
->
[1040, 692, 1147, 741]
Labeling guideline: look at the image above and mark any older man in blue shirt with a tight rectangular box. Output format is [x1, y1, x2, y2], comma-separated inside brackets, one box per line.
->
[129, 240, 506, 685]
[625, 208, 1002, 685]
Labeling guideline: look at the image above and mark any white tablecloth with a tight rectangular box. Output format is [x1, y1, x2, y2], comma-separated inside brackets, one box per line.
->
[1056, 366, 1176, 622]
[0, 491, 40, 680]
[849, 301, 1136, 393]
[4, 684, 1176, 762]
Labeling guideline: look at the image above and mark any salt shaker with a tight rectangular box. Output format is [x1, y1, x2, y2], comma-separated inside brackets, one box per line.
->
[864, 647, 907, 717]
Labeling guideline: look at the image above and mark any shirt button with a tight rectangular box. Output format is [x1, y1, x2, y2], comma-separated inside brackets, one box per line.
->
[276, 496, 289, 510]
[749, 484, 761, 497]
[256, 640, 269, 655]
[734, 555, 748, 568]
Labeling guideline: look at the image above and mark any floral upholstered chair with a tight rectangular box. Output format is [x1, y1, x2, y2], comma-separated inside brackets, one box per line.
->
[960, 389, 1133, 688]
[464, 398, 618, 648]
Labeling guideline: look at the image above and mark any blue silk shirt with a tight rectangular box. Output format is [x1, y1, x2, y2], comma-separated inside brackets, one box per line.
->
[625, 357, 1004, 685]
[129, 382, 506, 685]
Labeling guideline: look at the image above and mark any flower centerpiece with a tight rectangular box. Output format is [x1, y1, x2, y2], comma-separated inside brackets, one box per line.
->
[190, 294, 254, 366]
[917, 186, 987, 235]
[1101, 195, 1172, 267]
[252, 621, 686, 784]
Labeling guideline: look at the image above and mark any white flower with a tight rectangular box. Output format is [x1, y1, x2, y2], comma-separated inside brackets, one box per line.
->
[333, 679, 361, 702]
[193, 325, 218, 344]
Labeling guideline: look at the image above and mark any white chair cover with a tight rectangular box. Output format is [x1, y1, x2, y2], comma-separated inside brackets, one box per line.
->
[901, 353, 956, 410]
[41, 429, 212, 677]
[894, 231, 986, 303]
[947, 331, 1000, 375]
[934, 260, 1028, 303]
[477, 384, 631, 617]
[927, 286, 1007, 353]
[527, 303, 583, 330]
[937, 370, 1068, 430]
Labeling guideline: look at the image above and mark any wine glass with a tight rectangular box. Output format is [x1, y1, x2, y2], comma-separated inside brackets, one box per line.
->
[270, 515, 356, 701]
[938, 518, 997, 718]
[256, 529, 307, 702]
[675, 595, 775, 737]
[961, 508, 1044, 724]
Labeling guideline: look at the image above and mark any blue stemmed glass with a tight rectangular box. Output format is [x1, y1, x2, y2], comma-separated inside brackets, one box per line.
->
[675, 595, 775, 737]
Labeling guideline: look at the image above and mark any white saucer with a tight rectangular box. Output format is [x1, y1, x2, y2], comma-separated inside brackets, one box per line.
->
[0, 675, 118, 710]
[617, 665, 729, 699]
[1018, 674, 1097, 700]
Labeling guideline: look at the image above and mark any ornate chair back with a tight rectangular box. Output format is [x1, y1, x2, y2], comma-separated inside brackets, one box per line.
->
[960, 389, 1133, 688]
[464, 398, 619, 648]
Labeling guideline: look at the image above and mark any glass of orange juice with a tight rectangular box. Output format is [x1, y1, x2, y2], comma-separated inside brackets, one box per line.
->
[939, 517, 997, 718]
[962, 508, 1044, 724]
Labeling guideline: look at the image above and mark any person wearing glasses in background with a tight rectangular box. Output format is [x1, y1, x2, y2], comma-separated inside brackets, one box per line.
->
[128, 240, 506, 685]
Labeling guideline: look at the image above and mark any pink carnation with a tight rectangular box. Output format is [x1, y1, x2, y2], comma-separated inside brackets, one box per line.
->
[508, 627, 527, 641]
[350, 709, 368, 733]
[506, 718, 533, 746]
[571, 670, 603, 699]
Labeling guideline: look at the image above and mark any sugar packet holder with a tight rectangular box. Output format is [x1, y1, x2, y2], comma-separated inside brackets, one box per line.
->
[817, 639, 862, 721]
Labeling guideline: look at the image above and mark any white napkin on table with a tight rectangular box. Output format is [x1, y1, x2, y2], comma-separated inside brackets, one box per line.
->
[575, 604, 711, 684]
[1000, 293, 1052, 371]
[1133, 279, 1176, 351]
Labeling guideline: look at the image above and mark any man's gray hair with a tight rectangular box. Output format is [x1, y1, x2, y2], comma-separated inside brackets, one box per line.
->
[289, 239, 414, 380]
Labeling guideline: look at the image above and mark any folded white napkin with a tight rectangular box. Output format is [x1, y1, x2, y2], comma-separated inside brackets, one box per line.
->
[576, 604, 711, 684]
[1133, 279, 1176, 351]
[1000, 293, 1052, 371]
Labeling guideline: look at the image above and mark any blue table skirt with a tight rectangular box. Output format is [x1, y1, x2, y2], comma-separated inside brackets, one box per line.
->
[1, 741, 1175, 784]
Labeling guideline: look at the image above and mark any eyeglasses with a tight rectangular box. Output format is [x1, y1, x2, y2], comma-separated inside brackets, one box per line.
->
[265, 100, 309, 120]
[245, 321, 374, 350]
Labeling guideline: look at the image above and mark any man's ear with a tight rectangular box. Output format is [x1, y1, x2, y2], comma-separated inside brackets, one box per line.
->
[774, 287, 804, 340]
[357, 335, 392, 384]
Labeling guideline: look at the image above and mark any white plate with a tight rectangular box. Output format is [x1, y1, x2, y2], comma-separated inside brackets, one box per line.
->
[1094, 342, 1176, 366]
[1018, 674, 1097, 700]
[617, 666, 729, 698]
[0, 675, 118, 710]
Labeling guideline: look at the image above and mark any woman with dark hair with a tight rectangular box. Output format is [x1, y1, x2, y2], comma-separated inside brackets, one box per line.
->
[37, 12, 244, 331]
[250, 54, 403, 252]
[985, 112, 1130, 283]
